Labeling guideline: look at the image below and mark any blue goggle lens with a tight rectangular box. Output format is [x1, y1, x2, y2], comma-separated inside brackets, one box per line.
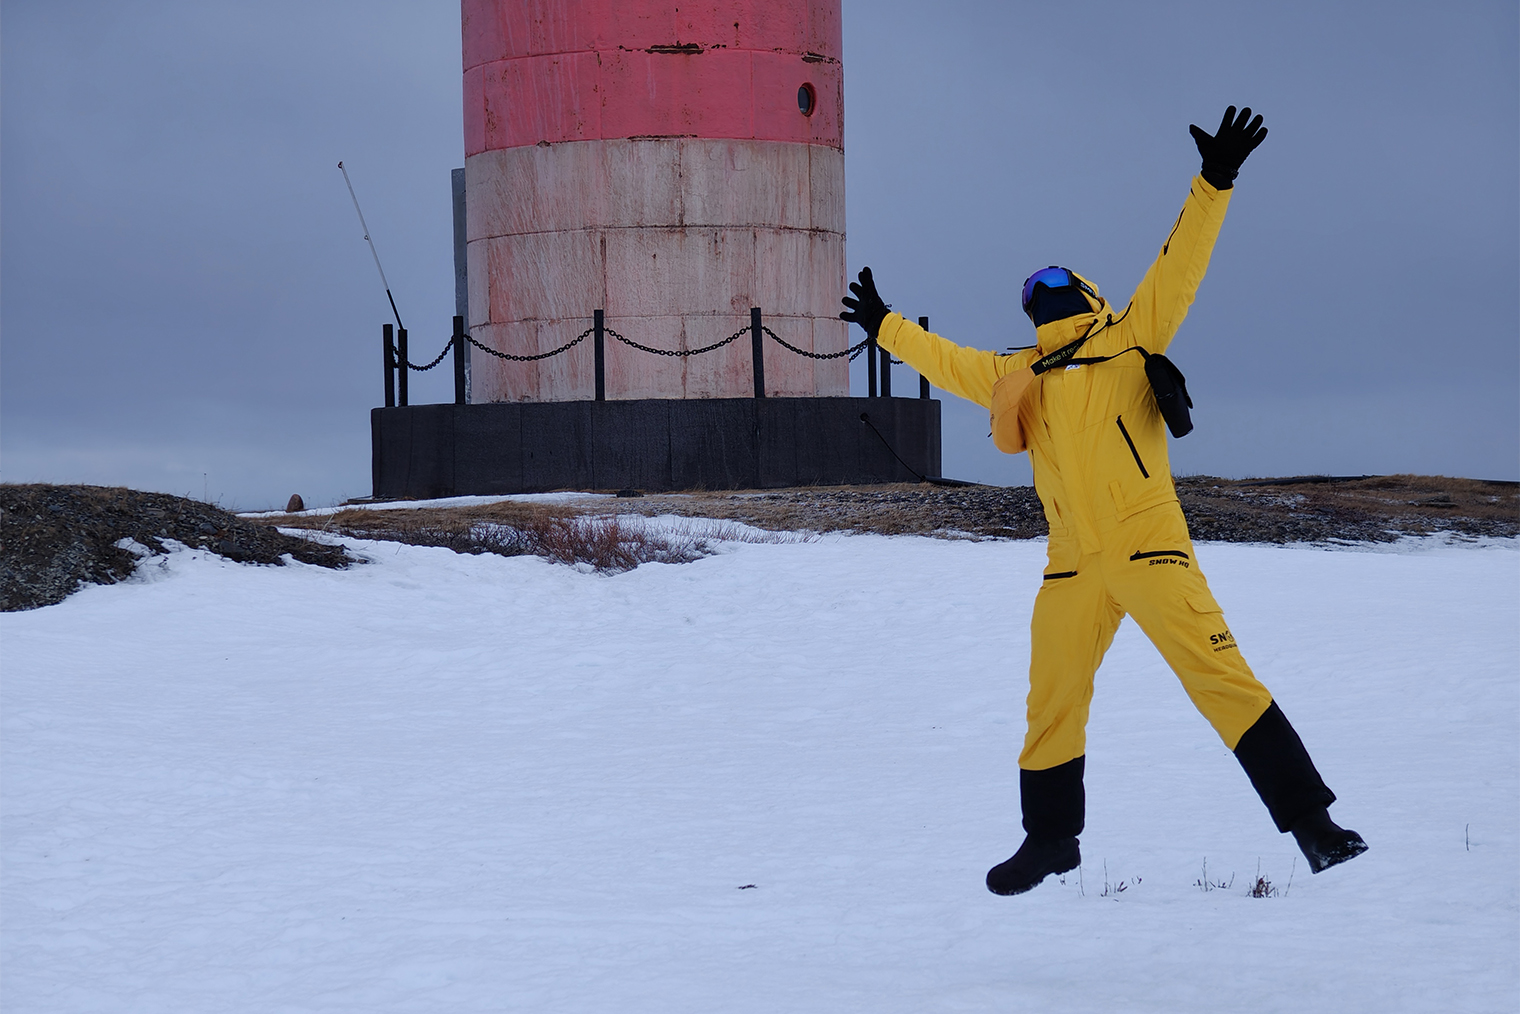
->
[1021, 267, 1075, 310]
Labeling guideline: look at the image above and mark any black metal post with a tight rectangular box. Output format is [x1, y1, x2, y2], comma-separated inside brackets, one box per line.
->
[867, 333, 877, 396]
[594, 309, 605, 401]
[750, 307, 765, 398]
[397, 327, 408, 407]
[383, 324, 395, 408]
[879, 345, 892, 397]
[918, 316, 931, 399]
[453, 315, 466, 405]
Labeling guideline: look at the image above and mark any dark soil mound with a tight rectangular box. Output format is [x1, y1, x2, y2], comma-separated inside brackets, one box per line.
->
[0, 484, 352, 612]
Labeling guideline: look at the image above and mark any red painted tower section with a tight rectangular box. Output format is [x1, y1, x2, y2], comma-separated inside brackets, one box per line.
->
[462, 1, 847, 402]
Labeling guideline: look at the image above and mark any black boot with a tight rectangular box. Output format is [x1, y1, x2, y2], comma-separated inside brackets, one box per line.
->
[986, 834, 1081, 895]
[987, 756, 1084, 896]
[1291, 807, 1368, 873]
[1233, 702, 1337, 833]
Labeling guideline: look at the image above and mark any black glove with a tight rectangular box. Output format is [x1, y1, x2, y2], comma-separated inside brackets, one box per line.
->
[839, 266, 890, 339]
[1189, 105, 1267, 190]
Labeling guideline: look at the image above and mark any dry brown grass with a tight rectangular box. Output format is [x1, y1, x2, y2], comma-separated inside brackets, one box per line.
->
[274, 505, 807, 574]
[1278, 474, 1518, 523]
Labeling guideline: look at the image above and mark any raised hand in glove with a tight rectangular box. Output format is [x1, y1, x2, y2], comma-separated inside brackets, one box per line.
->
[1190, 106, 1267, 190]
[839, 266, 890, 339]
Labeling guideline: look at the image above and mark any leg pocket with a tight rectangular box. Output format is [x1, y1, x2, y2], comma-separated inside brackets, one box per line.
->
[1115, 501, 1193, 552]
[1185, 590, 1238, 654]
[1109, 558, 1271, 748]
[1043, 535, 1080, 581]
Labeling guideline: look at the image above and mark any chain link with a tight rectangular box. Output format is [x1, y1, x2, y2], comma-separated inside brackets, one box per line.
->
[760, 325, 871, 361]
[465, 328, 594, 362]
[418, 322, 879, 369]
[604, 326, 749, 358]
[402, 340, 454, 372]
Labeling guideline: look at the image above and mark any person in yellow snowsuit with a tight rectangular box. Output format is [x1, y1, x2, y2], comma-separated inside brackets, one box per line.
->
[842, 107, 1367, 895]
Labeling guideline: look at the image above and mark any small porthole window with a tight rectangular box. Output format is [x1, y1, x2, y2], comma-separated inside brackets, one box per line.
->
[798, 83, 816, 117]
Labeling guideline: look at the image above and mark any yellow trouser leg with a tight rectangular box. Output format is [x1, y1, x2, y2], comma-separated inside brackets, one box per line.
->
[1020, 561, 1123, 770]
[1105, 508, 1274, 749]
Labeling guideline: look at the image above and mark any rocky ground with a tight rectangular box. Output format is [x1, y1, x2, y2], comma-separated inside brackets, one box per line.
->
[291, 474, 1518, 546]
[4, 475, 1514, 612]
[0, 485, 351, 612]
[590, 474, 1519, 545]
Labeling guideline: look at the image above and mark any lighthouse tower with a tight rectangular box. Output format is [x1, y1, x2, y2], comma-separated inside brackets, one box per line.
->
[462, 0, 849, 401]
[368, 2, 941, 497]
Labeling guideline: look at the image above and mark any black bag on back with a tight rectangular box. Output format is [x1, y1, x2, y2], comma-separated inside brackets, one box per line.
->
[1069, 345, 1196, 438]
[1143, 352, 1193, 438]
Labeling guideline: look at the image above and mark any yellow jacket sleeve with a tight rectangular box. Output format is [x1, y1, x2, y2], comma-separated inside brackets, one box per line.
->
[875, 314, 1036, 409]
[1122, 175, 1233, 354]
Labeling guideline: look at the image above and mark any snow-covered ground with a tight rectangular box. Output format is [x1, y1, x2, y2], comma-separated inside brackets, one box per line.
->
[3, 527, 1516, 1013]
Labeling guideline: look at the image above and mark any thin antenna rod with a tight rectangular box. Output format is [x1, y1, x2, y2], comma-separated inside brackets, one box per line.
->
[338, 161, 403, 330]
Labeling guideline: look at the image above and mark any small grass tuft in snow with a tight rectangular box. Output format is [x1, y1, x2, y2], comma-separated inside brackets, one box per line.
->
[1195, 857, 1235, 893]
[277, 506, 810, 574]
[1247, 858, 1287, 899]
[529, 515, 696, 572]
[1100, 860, 1141, 898]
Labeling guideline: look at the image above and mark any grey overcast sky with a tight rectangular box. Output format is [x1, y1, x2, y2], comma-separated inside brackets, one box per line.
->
[3, 1, 1516, 509]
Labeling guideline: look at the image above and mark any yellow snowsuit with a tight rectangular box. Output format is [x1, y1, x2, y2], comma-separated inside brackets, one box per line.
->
[876, 175, 1274, 772]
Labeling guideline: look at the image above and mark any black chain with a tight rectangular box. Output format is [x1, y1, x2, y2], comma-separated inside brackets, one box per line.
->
[427, 322, 874, 367]
[760, 325, 871, 361]
[402, 340, 454, 372]
[465, 328, 594, 362]
[604, 326, 749, 358]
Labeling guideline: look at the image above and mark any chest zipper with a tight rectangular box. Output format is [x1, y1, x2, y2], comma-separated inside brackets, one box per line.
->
[1116, 416, 1149, 478]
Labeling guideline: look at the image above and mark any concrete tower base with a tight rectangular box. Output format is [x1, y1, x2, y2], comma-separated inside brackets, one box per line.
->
[371, 397, 941, 499]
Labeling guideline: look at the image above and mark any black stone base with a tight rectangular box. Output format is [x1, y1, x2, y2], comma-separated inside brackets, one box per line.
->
[371, 397, 942, 498]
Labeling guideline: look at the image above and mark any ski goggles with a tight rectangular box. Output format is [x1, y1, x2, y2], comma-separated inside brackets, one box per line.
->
[1021, 266, 1096, 314]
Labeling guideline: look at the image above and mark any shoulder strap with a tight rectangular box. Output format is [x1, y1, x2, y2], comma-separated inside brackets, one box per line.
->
[1030, 318, 1101, 376]
[1029, 305, 1134, 375]
[1067, 345, 1149, 366]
